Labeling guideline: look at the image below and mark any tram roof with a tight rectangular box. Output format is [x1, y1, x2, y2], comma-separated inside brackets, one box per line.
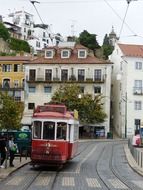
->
[33, 111, 74, 119]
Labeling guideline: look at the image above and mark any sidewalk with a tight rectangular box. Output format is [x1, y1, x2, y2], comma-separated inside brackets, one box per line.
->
[124, 144, 143, 176]
[0, 156, 30, 181]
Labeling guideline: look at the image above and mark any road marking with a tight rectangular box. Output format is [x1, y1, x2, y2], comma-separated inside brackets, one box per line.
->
[62, 177, 75, 186]
[35, 176, 51, 186]
[86, 178, 101, 188]
[75, 146, 97, 173]
[6, 176, 24, 185]
[108, 179, 128, 189]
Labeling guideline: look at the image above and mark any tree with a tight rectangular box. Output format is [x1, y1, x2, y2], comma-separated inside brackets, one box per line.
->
[51, 84, 106, 124]
[0, 92, 24, 131]
[102, 34, 114, 60]
[0, 22, 10, 41]
[78, 30, 100, 55]
[9, 38, 30, 53]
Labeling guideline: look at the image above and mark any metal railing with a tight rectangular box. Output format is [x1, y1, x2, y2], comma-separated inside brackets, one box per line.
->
[128, 138, 143, 168]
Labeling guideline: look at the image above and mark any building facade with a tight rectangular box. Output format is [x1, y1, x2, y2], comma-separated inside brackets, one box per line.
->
[22, 42, 112, 137]
[0, 56, 31, 102]
[110, 43, 143, 138]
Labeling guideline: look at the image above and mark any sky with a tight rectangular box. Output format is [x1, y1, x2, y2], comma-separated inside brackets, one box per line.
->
[1, 0, 143, 45]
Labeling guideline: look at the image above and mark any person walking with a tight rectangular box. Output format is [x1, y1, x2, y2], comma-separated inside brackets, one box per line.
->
[9, 136, 17, 167]
[0, 135, 7, 168]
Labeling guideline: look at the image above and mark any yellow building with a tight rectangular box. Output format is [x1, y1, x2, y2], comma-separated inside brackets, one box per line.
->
[0, 56, 31, 102]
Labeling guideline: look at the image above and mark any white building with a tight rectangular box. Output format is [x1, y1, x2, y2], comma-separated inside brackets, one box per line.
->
[22, 42, 112, 137]
[110, 42, 143, 138]
[4, 10, 34, 40]
[3, 10, 59, 54]
[27, 24, 61, 55]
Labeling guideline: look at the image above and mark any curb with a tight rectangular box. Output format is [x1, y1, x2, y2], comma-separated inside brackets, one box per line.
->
[124, 144, 143, 177]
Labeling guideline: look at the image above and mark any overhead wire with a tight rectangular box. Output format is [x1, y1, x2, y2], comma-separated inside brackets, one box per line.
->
[103, 0, 137, 37]
[118, 1, 130, 39]
[28, 0, 54, 44]
[28, 0, 143, 42]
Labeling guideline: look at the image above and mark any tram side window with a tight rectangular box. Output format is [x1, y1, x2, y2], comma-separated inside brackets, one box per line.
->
[43, 121, 55, 140]
[74, 124, 79, 141]
[33, 121, 42, 139]
[57, 122, 67, 140]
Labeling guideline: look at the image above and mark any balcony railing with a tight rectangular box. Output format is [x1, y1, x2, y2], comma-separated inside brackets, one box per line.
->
[26, 75, 105, 83]
[0, 86, 24, 91]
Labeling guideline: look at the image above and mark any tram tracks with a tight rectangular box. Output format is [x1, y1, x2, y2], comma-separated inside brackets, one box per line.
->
[95, 142, 141, 190]
[1, 141, 141, 190]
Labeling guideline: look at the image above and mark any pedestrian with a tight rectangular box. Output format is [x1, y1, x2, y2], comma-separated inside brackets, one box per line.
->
[9, 136, 17, 167]
[0, 135, 7, 168]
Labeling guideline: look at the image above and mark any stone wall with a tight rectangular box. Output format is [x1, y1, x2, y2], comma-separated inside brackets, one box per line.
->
[0, 38, 10, 53]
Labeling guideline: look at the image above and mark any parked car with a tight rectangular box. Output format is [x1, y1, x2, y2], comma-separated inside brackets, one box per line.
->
[132, 134, 141, 147]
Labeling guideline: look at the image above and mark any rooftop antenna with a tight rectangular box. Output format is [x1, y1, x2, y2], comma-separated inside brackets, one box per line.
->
[70, 20, 76, 36]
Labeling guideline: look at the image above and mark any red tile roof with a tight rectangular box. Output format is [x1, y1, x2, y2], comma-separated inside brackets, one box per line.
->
[118, 43, 143, 57]
[25, 55, 111, 65]
[25, 44, 111, 65]
[0, 56, 31, 61]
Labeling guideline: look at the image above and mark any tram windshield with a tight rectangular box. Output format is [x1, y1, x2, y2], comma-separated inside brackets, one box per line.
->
[33, 121, 68, 140]
[43, 121, 55, 140]
[56, 122, 67, 140]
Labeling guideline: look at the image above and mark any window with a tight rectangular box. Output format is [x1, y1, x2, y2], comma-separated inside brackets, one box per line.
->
[33, 121, 42, 139]
[45, 50, 53, 58]
[56, 122, 67, 140]
[22, 79, 25, 88]
[94, 69, 102, 81]
[36, 41, 40, 47]
[61, 69, 68, 81]
[29, 86, 36, 93]
[45, 69, 52, 80]
[78, 50, 86, 58]
[94, 86, 101, 94]
[134, 119, 140, 132]
[14, 80, 19, 88]
[61, 50, 70, 58]
[134, 80, 142, 94]
[3, 79, 10, 88]
[43, 121, 55, 140]
[134, 101, 142, 110]
[22, 65, 25, 72]
[28, 103, 35, 110]
[44, 86, 52, 93]
[2, 64, 12, 72]
[14, 64, 20, 72]
[43, 31, 46, 38]
[14, 91, 21, 102]
[29, 69, 36, 81]
[78, 69, 85, 81]
[135, 62, 142, 70]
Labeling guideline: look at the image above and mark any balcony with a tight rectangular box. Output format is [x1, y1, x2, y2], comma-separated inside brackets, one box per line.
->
[26, 75, 105, 84]
[133, 87, 143, 95]
[0, 86, 24, 91]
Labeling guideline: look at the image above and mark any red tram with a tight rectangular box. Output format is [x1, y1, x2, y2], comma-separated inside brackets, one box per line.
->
[30, 104, 79, 166]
